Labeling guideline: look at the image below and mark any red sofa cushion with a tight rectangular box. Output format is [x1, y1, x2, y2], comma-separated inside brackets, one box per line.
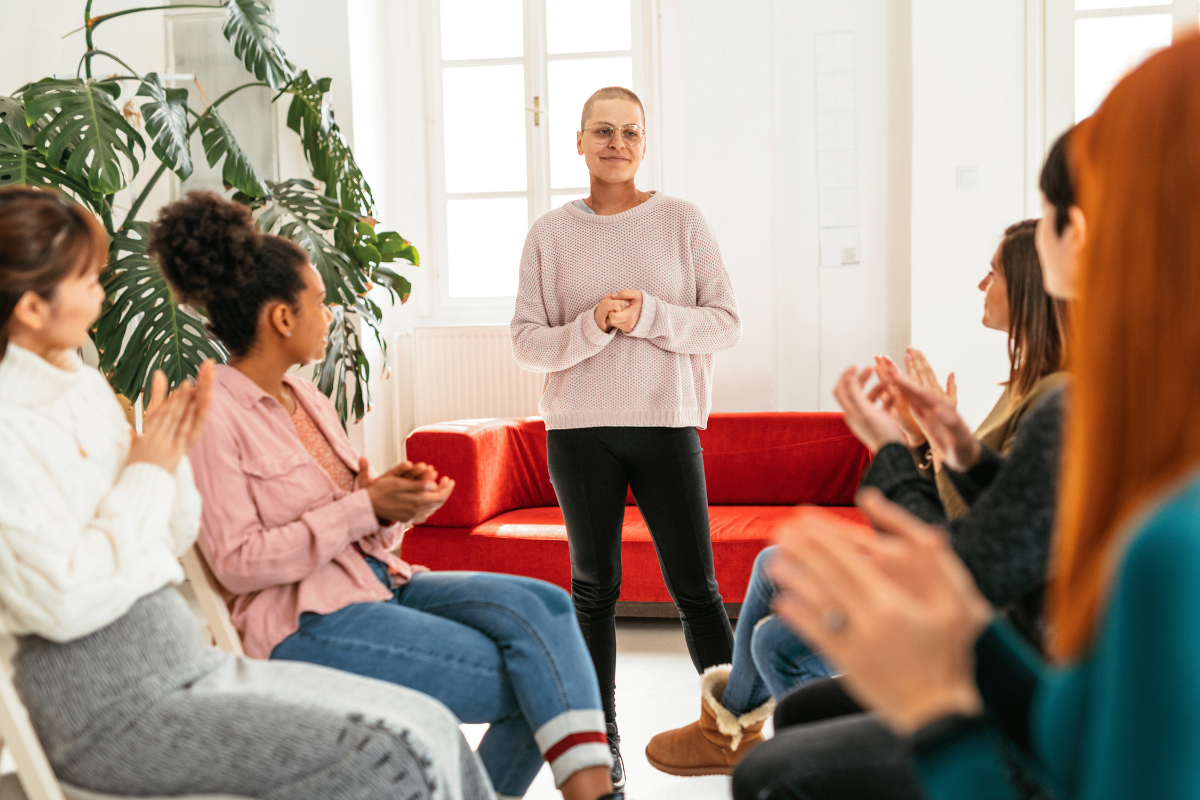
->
[401, 505, 871, 603]
[407, 413, 870, 528]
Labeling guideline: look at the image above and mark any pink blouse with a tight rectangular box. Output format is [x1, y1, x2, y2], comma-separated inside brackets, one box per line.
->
[188, 365, 418, 659]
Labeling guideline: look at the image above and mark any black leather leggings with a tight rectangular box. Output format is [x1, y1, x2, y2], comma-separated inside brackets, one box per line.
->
[547, 426, 734, 723]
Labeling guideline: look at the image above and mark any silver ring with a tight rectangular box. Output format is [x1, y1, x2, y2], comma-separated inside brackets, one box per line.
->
[822, 608, 848, 633]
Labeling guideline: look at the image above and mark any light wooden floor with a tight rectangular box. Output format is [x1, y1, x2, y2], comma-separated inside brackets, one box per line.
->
[465, 617, 763, 800]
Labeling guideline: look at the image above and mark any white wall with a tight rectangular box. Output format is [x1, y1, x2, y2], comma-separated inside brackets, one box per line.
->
[909, 1, 1029, 428]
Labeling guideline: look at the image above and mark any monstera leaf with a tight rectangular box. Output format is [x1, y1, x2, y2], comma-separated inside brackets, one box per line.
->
[285, 71, 332, 177]
[138, 73, 193, 181]
[0, 124, 100, 211]
[222, 0, 295, 90]
[199, 107, 269, 197]
[95, 223, 226, 400]
[0, 96, 34, 146]
[255, 179, 366, 305]
[20, 78, 144, 195]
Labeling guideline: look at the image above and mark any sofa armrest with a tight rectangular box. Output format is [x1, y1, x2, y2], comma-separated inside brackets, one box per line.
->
[406, 417, 558, 527]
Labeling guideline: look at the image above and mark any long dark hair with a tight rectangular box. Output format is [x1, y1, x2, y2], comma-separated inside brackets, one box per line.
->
[149, 192, 308, 357]
[999, 219, 1067, 400]
[0, 186, 108, 359]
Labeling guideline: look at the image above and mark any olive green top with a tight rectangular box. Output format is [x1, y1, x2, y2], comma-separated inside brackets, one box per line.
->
[934, 371, 1069, 519]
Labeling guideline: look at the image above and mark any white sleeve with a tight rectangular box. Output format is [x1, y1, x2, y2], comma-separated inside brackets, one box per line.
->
[0, 435, 180, 642]
[167, 456, 203, 557]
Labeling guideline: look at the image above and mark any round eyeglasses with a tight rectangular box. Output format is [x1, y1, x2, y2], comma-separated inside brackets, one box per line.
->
[581, 123, 646, 146]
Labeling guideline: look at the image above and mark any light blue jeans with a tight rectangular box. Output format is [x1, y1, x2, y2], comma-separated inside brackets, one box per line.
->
[271, 560, 607, 797]
[719, 546, 836, 715]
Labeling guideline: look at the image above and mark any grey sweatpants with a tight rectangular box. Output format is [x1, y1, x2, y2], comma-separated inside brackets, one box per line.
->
[11, 588, 493, 800]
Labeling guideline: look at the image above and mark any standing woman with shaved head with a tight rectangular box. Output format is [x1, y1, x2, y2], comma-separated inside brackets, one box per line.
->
[512, 85, 743, 788]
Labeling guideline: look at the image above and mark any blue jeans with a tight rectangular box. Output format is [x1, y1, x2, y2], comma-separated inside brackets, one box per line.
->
[720, 546, 835, 715]
[271, 560, 607, 797]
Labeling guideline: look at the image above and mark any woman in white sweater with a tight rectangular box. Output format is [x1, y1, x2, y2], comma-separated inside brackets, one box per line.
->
[0, 186, 490, 800]
[511, 86, 743, 787]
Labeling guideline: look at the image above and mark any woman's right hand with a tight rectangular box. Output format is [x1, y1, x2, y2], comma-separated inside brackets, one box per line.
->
[594, 294, 630, 333]
[367, 475, 456, 525]
[127, 362, 216, 474]
[906, 348, 957, 409]
[872, 356, 926, 448]
[892, 374, 982, 472]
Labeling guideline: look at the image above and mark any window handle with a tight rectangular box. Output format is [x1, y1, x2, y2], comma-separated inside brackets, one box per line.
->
[525, 96, 541, 126]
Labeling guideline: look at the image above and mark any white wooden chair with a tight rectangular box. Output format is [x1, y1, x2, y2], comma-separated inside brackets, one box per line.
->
[179, 546, 244, 657]
[0, 637, 251, 800]
[0, 549, 251, 799]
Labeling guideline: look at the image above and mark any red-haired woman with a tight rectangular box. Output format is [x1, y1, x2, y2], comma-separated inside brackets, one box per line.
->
[767, 34, 1200, 800]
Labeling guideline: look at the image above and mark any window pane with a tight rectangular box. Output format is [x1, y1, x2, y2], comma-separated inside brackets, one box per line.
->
[443, 65, 527, 193]
[546, 0, 631, 54]
[1075, 0, 1166, 9]
[440, 0, 523, 60]
[548, 58, 634, 189]
[1075, 14, 1171, 120]
[552, 193, 585, 210]
[447, 198, 528, 297]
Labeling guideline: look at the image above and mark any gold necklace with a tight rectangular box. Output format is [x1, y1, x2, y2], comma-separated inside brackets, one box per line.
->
[63, 396, 89, 459]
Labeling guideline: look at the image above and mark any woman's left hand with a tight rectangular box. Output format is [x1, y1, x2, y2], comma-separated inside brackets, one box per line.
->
[832, 366, 907, 453]
[768, 489, 992, 735]
[607, 289, 643, 333]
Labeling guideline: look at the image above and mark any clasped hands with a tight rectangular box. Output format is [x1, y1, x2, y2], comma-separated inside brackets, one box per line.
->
[357, 458, 454, 526]
[832, 347, 982, 472]
[593, 289, 643, 334]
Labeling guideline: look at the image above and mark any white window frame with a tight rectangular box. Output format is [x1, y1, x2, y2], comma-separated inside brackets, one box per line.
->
[1026, 0, 1197, 213]
[421, 0, 661, 323]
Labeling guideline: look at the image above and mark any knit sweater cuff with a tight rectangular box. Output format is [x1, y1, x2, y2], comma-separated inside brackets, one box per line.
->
[628, 292, 658, 338]
[861, 442, 924, 495]
[944, 446, 1003, 505]
[581, 309, 617, 347]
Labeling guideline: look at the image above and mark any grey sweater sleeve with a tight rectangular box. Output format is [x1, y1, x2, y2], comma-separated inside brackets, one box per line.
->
[860, 390, 1064, 608]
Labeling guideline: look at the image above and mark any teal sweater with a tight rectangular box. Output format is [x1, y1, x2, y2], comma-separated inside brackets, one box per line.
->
[915, 472, 1200, 799]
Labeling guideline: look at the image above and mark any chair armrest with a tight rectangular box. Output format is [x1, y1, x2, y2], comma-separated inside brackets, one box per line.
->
[406, 418, 558, 527]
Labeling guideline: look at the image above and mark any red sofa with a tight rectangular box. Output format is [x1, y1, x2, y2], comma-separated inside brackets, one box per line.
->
[400, 413, 871, 606]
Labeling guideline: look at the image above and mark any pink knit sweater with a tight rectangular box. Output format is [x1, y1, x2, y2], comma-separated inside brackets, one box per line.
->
[511, 192, 741, 430]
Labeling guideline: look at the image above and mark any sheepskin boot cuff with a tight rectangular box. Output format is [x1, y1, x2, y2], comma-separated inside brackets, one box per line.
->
[644, 664, 775, 777]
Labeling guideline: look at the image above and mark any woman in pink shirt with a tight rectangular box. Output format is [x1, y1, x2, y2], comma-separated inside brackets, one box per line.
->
[167, 193, 617, 800]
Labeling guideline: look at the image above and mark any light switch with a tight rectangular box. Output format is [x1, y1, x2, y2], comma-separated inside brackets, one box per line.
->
[956, 166, 979, 190]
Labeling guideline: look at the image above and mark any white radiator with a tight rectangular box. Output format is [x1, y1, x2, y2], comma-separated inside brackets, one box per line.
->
[391, 326, 543, 457]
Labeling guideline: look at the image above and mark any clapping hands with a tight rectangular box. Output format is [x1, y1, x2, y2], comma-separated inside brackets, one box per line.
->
[127, 361, 216, 474]
[593, 290, 643, 333]
[359, 457, 455, 525]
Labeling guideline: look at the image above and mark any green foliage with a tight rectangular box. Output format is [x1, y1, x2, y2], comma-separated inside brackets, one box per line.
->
[19, 78, 145, 195]
[221, 0, 294, 90]
[199, 107, 270, 197]
[95, 223, 227, 402]
[137, 73, 193, 181]
[0, 121, 101, 211]
[254, 179, 366, 305]
[3, 1, 421, 424]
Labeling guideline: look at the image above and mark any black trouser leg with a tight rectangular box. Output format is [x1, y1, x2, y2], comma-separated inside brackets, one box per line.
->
[547, 428, 629, 723]
[624, 427, 733, 671]
[773, 676, 864, 730]
[548, 426, 734, 726]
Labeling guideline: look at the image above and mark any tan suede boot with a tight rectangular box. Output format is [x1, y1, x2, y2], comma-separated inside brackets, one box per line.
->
[645, 664, 775, 776]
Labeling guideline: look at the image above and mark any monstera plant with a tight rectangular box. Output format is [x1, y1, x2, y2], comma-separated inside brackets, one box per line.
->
[0, 0, 418, 423]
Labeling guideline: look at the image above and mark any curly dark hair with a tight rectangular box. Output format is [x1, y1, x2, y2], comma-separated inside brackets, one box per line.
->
[149, 192, 308, 357]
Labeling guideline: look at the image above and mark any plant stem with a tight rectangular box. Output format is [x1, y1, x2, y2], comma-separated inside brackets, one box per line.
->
[84, 0, 95, 79]
[88, 5, 221, 32]
[122, 161, 168, 226]
[77, 49, 141, 80]
[120, 81, 269, 228]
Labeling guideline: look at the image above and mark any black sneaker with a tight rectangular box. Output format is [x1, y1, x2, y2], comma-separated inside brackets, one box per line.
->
[607, 722, 626, 790]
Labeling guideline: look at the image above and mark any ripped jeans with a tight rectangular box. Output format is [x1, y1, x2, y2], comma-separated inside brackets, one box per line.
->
[272, 561, 609, 798]
[719, 546, 836, 715]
